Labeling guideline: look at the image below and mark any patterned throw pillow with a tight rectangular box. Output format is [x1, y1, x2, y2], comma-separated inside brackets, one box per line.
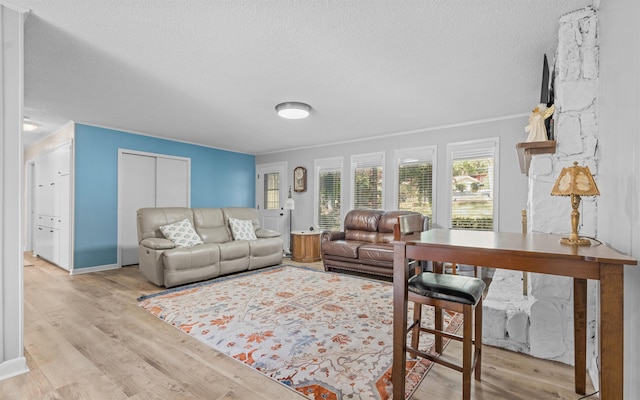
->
[228, 218, 257, 240]
[159, 219, 204, 247]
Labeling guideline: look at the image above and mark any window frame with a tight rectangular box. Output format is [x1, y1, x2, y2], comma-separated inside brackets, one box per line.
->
[393, 145, 437, 222]
[445, 138, 499, 231]
[350, 152, 385, 211]
[314, 157, 344, 231]
[263, 171, 280, 210]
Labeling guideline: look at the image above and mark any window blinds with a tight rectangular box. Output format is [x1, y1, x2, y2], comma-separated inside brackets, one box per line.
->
[396, 147, 435, 218]
[352, 153, 384, 210]
[317, 164, 342, 231]
[448, 141, 496, 231]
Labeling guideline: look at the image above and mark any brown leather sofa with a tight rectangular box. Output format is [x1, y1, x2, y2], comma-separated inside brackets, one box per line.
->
[321, 209, 429, 279]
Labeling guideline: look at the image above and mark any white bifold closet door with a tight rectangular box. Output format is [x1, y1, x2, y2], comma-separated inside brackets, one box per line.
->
[119, 151, 190, 266]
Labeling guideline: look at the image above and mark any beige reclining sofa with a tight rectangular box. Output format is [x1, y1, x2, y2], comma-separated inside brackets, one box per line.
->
[137, 207, 283, 287]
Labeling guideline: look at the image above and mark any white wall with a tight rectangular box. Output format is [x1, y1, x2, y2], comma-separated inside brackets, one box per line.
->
[0, 3, 28, 380]
[257, 116, 529, 234]
[597, 1, 640, 398]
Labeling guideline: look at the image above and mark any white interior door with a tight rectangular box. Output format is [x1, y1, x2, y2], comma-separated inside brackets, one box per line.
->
[156, 157, 189, 207]
[120, 153, 156, 266]
[119, 150, 191, 266]
[256, 162, 288, 250]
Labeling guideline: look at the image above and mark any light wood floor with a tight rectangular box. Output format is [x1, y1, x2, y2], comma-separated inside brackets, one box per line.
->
[0, 253, 598, 399]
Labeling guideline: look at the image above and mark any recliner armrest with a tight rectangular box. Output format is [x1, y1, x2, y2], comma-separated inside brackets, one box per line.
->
[255, 228, 281, 238]
[321, 231, 345, 243]
[140, 237, 176, 250]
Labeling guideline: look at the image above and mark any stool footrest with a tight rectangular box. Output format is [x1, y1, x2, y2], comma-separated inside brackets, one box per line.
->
[407, 347, 463, 373]
[406, 346, 482, 378]
[418, 325, 463, 342]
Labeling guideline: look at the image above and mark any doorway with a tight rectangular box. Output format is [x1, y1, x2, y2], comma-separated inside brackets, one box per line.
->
[256, 162, 288, 250]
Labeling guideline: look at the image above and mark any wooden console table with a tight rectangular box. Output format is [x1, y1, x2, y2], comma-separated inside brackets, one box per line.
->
[290, 230, 321, 263]
[392, 229, 636, 400]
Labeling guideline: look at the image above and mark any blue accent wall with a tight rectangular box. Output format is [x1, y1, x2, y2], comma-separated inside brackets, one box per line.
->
[74, 124, 255, 269]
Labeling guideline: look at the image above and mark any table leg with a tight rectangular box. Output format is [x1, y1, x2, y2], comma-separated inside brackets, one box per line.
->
[392, 244, 409, 400]
[599, 263, 624, 399]
[573, 278, 587, 395]
[433, 262, 444, 352]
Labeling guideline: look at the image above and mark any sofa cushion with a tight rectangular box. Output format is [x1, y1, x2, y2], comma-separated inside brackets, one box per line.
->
[137, 207, 194, 241]
[163, 243, 220, 271]
[358, 243, 394, 263]
[159, 219, 204, 247]
[322, 240, 367, 258]
[229, 218, 258, 240]
[345, 230, 378, 242]
[344, 209, 384, 231]
[218, 240, 250, 261]
[192, 208, 231, 243]
[248, 237, 283, 257]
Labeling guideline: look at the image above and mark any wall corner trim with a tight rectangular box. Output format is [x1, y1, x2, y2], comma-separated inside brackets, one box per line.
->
[0, 357, 29, 382]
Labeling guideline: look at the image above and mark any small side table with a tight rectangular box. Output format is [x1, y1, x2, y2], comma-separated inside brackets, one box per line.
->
[290, 230, 321, 262]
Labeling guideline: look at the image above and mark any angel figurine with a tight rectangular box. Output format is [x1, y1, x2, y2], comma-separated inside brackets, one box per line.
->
[524, 103, 554, 142]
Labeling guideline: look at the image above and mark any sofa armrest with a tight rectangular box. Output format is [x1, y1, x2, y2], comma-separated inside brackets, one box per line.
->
[255, 228, 281, 238]
[321, 231, 345, 243]
[140, 237, 176, 250]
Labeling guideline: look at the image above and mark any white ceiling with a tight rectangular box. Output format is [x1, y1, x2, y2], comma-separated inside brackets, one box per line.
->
[15, 0, 592, 154]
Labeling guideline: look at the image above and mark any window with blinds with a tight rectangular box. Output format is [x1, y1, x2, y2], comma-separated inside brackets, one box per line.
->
[448, 139, 498, 231]
[263, 172, 280, 210]
[315, 157, 343, 231]
[352, 152, 384, 210]
[396, 146, 435, 219]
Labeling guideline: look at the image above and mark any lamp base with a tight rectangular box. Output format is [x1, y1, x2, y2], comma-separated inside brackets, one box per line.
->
[559, 236, 592, 246]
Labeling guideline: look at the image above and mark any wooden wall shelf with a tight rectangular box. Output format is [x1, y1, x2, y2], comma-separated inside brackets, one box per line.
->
[516, 140, 556, 176]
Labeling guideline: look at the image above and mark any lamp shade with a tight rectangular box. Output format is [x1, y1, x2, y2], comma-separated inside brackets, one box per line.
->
[550, 161, 599, 246]
[284, 198, 295, 210]
[275, 102, 311, 119]
[551, 161, 600, 197]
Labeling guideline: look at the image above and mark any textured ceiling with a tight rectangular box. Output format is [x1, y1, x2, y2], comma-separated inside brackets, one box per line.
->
[15, 0, 592, 154]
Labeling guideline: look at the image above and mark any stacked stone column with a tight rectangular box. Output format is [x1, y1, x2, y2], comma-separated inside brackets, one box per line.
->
[483, 7, 599, 367]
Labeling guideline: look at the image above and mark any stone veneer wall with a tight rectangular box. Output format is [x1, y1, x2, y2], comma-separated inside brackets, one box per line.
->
[483, 7, 599, 367]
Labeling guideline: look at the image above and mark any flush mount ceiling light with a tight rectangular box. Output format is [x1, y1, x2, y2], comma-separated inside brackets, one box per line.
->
[275, 102, 311, 119]
[23, 117, 39, 132]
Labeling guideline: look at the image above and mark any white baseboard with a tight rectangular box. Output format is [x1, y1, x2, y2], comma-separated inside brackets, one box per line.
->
[70, 263, 120, 275]
[0, 357, 29, 382]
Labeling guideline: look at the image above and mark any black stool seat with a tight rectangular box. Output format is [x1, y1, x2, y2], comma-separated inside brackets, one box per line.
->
[408, 273, 485, 305]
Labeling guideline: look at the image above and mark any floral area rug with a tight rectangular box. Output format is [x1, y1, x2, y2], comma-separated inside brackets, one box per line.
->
[137, 266, 462, 400]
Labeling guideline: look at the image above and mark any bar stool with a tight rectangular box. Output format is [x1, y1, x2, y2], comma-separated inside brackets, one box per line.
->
[394, 215, 485, 400]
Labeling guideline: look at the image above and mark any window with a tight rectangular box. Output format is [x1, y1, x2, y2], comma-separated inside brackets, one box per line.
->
[447, 139, 498, 231]
[351, 152, 384, 210]
[395, 146, 436, 220]
[263, 172, 280, 210]
[314, 157, 343, 231]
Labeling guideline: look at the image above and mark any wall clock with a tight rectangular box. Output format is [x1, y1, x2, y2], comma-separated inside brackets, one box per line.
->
[293, 166, 307, 192]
